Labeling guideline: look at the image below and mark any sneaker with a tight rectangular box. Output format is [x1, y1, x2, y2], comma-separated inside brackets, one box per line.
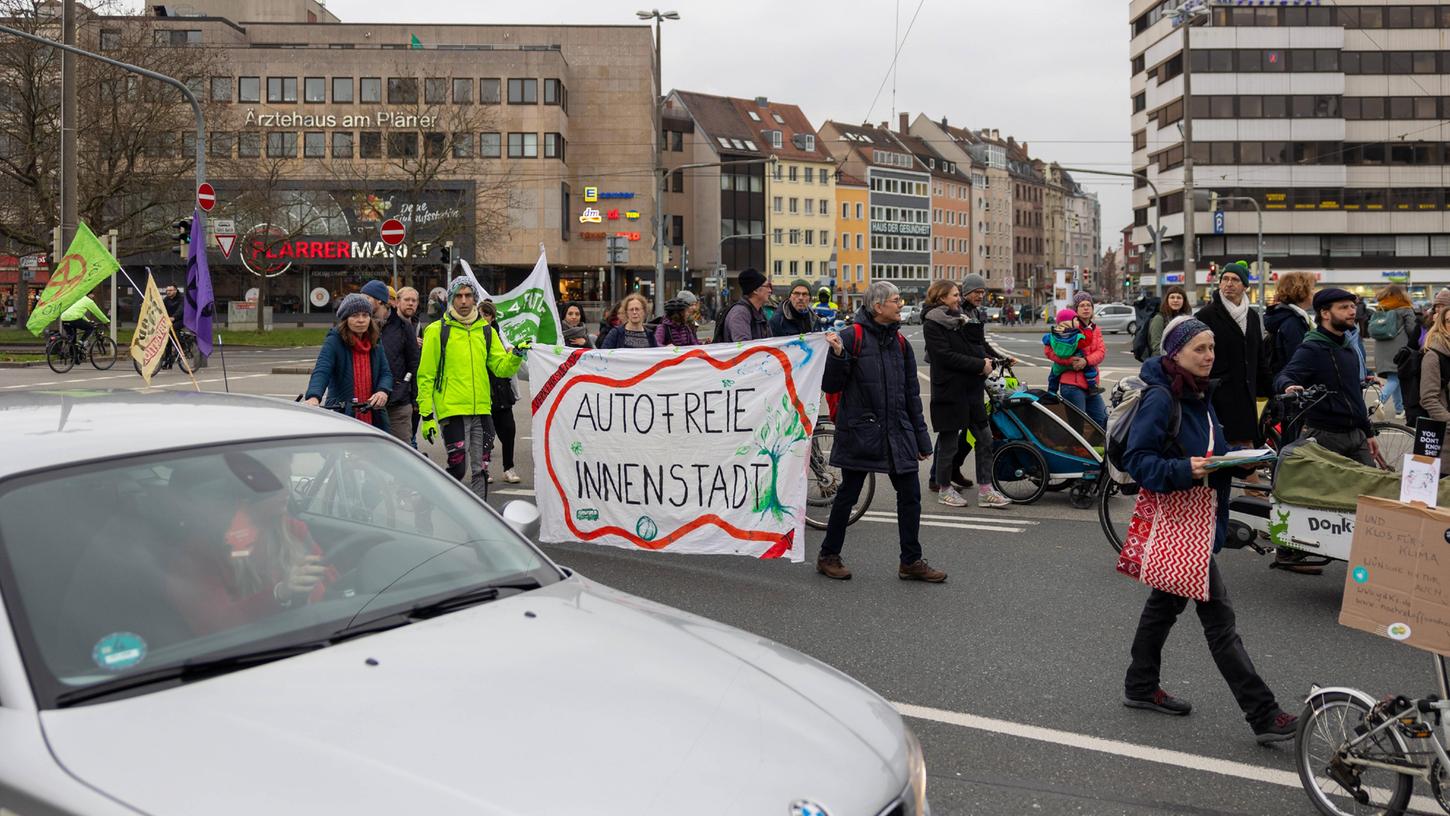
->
[978, 488, 1012, 509]
[816, 554, 852, 580]
[503, 469, 521, 484]
[951, 470, 975, 489]
[1123, 689, 1193, 716]
[938, 487, 969, 507]
[898, 559, 947, 583]
[1253, 711, 1298, 744]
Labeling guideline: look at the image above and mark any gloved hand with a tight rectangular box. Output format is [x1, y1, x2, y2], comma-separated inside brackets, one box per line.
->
[511, 338, 534, 358]
[420, 414, 439, 444]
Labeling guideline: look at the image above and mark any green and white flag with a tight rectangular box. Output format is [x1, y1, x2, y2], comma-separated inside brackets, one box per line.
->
[470, 248, 560, 346]
[27, 222, 120, 335]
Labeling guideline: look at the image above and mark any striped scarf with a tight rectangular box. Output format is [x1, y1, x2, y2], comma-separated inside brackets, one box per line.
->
[349, 336, 374, 426]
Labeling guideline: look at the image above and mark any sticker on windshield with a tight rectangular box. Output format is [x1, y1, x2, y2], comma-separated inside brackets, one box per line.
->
[92, 632, 147, 671]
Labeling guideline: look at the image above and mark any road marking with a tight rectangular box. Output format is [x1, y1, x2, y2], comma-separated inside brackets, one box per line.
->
[859, 511, 1027, 533]
[495, 487, 536, 496]
[893, 701, 1439, 811]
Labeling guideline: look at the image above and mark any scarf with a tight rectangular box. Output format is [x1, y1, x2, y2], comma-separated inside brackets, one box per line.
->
[447, 306, 480, 325]
[1161, 355, 1210, 400]
[1287, 303, 1312, 330]
[349, 336, 374, 426]
[1220, 293, 1249, 335]
[924, 305, 966, 330]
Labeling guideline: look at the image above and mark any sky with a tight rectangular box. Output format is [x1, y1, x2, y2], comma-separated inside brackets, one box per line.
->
[325, 0, 1133, 250]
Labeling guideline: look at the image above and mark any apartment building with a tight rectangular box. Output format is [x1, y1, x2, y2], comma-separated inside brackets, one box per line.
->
[832, 174, 871, 310]
[885, 116, 973, 283]
[1008, 140, 1049, 305]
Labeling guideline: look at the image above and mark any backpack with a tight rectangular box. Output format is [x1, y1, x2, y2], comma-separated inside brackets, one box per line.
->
[1368, 308, 1400, 340]
[431, 319, 493, 393]
[711, 302, 744, 343]
[1105, 377, 1180, 479]
[823, 323, 907, 423]
[1131, 316, 1154, 362]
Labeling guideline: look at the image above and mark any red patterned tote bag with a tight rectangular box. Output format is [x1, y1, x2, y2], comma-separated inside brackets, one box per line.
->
[1116, 485, 1216, 602]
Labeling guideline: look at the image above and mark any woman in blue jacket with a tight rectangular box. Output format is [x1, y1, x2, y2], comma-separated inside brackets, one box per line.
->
[304, 293, 393, 433]
[1120, 316, 1297, 745]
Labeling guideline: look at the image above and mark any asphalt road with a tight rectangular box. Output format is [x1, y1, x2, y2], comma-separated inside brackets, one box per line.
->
[0, 329, 1430, 816]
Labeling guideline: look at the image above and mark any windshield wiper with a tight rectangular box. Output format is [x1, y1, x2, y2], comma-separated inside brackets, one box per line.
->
[54, 641, 329, 708]
[338, 576, 544, 634]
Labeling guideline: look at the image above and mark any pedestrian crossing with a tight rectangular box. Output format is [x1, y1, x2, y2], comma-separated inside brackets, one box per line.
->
[858, 510, 1035, 534]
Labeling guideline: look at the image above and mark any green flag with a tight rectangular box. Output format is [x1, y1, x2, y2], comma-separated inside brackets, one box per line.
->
[470, 249, 559, 346]
[27, 222, 120, 336]
[410, 34, 423, 49]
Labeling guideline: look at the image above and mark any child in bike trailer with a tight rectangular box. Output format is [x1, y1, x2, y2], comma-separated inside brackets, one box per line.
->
[1044, 307, 1099, 395]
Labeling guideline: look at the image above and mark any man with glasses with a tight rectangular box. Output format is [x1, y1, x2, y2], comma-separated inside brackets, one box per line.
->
[713, 268, 772, 343]
[769, 279, 818, 336]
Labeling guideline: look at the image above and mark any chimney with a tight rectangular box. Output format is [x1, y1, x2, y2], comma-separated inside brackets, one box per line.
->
[899, 112, 909, 135]
[754, 96, 768, 107]
[940, 115, 948, 129]
[1022, 142, 1029, 154]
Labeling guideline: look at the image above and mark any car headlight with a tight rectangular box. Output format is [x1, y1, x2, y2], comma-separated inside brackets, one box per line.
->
[901, 727, 929, 816]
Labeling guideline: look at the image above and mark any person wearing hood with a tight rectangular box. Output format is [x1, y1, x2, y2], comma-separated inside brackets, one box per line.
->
[1369, 283, 1416, 416]
[1147, 286, 1192, 357]
[1194, 262, 1270, 447]
[303, 293, 393, 432]
[1121, 316, 1299, 745]
[416, 276, 527, 499]
[1275, 288, 1379, 469]
[769, 280, 817, 337]
[1262, 272, 1315, 379]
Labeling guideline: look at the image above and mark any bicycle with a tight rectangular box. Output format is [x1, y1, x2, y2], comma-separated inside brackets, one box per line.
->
[803, 418, 873, 531]
[44, 323, 117, 374]
[1294, 653, 1448, 815]
[1258, 380, 1415, 472]
[133, 327, 200, 377]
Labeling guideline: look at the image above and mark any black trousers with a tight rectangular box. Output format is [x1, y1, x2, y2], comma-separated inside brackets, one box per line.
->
[818, 468, 922, 566]
[493, 402, 517, 470]
[1124, 559, 1279, 727]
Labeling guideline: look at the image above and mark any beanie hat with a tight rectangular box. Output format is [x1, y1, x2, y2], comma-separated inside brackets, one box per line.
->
[446, 275, 477, 304]
[1219, 262, 1249, 284]
[738, 268, 767, 295]
[1312, 287, 1356, 315]
[1056, 308, 1077, 323]
[1434, 288, 1450, 311]
[674, 290, 698, 306]
[789, 278, 812, 292]
[1073, 291, 1094, 307]
[359, 280, 391, 303]
[961, 273, 987, 294]
[335, 293, 373, 322]
[1162, 315, 1211, 359]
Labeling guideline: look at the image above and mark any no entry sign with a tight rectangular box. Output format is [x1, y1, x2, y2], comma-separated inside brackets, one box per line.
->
[380, 218, 406, 246]
[196, 182, 216, 212]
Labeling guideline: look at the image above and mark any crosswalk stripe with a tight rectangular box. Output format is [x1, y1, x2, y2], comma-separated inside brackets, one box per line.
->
[860, 511, 1027, 533]
[912, 510, 1038, 524]
[495, 488, 536, 496]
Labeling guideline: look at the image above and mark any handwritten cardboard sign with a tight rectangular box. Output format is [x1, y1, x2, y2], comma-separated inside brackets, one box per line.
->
[1341, 495, 1450, 655]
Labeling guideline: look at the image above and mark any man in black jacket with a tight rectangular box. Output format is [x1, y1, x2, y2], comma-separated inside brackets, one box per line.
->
[769, 279, 817, 336]
[1275, 288, 1379, 468]
[1195, 262, 1271, 446]
[363, 279, 421, 444]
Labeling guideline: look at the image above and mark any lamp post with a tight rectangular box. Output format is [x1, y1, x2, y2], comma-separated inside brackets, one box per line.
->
[1195, 191, 1265, 304]
[1171, 0, 1211, 305]
[637, 9, 679, 317]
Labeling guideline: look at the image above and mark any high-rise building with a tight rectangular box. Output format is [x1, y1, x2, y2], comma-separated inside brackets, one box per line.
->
[1129, 0, 1450, 302]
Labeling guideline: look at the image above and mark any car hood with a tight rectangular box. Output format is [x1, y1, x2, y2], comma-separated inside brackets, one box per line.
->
[40, 575, 906, 816]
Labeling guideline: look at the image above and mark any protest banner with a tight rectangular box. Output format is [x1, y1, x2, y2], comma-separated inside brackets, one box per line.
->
[528, 335, 829, 561]
[466, 248, 560, 346]
[25, 222, 120, 335]
[130, 274, 171, 385]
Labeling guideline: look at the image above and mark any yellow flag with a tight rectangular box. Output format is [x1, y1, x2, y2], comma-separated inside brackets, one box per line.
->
[130, 274, 171, 385]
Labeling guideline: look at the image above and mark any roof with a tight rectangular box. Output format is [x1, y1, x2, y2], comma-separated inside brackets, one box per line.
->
[836, 172, 868, 188]
[891, 133, 969, 181]
[672, 91, 832, 163]
[0, 391, 380, 480]
[820, 121, 926, 172]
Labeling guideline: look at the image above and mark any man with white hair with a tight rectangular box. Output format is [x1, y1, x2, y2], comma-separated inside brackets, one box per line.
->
[816, 281, 946, 583]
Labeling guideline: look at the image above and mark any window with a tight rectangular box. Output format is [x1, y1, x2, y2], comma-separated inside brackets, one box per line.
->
[480, 78, 500, 104]
[424, 132, 446, 158]
[788, 229, 800, 245]
[266, 132, 298, 158]
[820, 230, 829, 245]
[507, 132, 538, 158]
[507, 78, 537, 104]
[805, 167, 815, 183]
[239, 76, 260, 103]
[1413, 52, 1438, 74]
[855, 203, 863, 219]
[205, 77, 231, 103]
[304, 131, 325, 158]
[841, 233, 849, 249]
[856, 234, 863, 250]
[153, 29, 201, 46]
[480, 132, 501, 158]
[672, 171, 683, 193]
[804, 230, 814, 246]
[331, 131, 354, 158]
[267, 77, 298, 103]
[819, 200, 828, 216]
[388, 77, 418, 104]
[842, 202, 850, 219]
[359, 131, 382, 159]
[452, 78, 472, 104]
[238, 132, 260, 158]
[1415, 97, 1438, 119]
[671, 131, 683, 151]
[544, 78, 567, 108]
[773, 196, 783, 213]
[774, 229, 784, 245]
[425, 78, 447, 105]
[788, 197, 799, 213]
[804, 198, 814, 215]
[360, 77, 381, 103]
[332, 77, 353, 103]
[99, 29, 121, 51]
[388, 132, 419, 158]
[208, 132, 234, 158]
[788, 165, 799, 182]
[304, 77, 324, 104]
[544, 132, 566, 160]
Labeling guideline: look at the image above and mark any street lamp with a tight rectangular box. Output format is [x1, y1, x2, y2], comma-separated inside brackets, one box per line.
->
[637, 9, 680, 316]
[1170, 0, 1211, 305]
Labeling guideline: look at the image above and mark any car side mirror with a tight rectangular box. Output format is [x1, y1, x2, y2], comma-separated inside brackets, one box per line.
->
[502, 500, 541, 539]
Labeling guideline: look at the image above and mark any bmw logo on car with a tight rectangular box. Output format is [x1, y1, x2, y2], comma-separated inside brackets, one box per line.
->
[789, 800, 830, 816]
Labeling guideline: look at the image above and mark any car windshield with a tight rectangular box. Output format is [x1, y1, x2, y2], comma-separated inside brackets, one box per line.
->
[0, 436, 557, 707]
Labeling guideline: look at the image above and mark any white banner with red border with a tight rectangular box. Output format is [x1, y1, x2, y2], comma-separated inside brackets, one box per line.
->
[527, 335, 829, 561]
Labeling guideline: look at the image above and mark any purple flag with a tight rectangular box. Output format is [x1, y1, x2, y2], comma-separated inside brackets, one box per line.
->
[184, 207, 214, 356]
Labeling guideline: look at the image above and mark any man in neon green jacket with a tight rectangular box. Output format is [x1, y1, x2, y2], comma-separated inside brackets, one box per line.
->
[417, 276, 527, 499]
[60, 294, 110, 344]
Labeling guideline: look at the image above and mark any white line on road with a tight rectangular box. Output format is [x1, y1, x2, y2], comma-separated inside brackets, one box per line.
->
[495, 488, 536, 496]
[859, 512, 1026, 533]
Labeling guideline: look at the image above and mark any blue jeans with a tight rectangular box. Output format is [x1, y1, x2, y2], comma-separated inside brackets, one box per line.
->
[1381, 372, 1403, 414]
[1060, 384, 1108, 430]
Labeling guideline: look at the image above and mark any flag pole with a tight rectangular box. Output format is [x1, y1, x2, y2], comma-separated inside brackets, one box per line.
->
[216, 332, 229, 393]
[118, 266, 198, 391]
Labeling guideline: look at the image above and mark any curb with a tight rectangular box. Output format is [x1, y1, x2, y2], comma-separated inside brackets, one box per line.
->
[272, 366, 313, 375]
[0, 361, 37, 368]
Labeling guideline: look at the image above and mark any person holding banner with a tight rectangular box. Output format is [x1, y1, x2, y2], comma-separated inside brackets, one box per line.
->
[600, 294, 658, 349]
[816, 281, 946, 583]
[559, 302, 594, 349]
[304, 294, 393, 432]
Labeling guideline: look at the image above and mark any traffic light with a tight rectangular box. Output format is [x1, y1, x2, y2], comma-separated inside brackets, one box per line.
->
[436, 240, 454, 269]
[172, 217, 192, 256]
[1207, 261, 1218, 282]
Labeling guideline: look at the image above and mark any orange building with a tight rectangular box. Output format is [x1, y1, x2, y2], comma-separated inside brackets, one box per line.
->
[832, 174, 870, 312]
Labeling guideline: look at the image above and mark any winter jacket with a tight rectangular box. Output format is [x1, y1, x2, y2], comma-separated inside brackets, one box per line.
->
[922, 306, 987, 432]
[1371, 305, 1416, 376]
[1123, 356, 1234, 554]
[769, 301, 816, 337]
[1421, 333, 1450, 424]
[653, 319, 700, 347]
[1195, 295, 1270, 442]
[599, 325, 659, 349]
[304, 329, 394, 432]
[1273, 328, 1372, 435]
[1042, 318, 1105, 391]
[1263, 303, 1312, 378]
[416, 312, 523, 422]
[821, 307, 932, 475]
[720, 298, 771, 342]
[378, 309, 421, 407]
[561, 323, 594, 349]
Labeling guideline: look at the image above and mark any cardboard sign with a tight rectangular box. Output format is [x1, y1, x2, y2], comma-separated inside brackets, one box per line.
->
[1415, 418, 1447, 459]
[1340, 495, 1450, 655]
[1401, 455, 1441, 507]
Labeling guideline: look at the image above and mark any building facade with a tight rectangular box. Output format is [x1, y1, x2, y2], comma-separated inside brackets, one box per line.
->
[1129, 0, 1450, 302]
[889, 117, 973, 284]
[1008, 141, 1048, 307]
[832, 174, 871, 311]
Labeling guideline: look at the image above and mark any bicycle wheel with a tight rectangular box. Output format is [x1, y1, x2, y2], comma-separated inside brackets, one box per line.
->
[89, 334, 118, 370]
[991, 441, 1048, 504]
[803, 426, 874, 531]
[1371, 422, 1414, 473]
[179, 337, 200, 374]
[46, 338, 74, 374]
[1099, 478, 1137, 553]
[1295, 691, 1413, 816]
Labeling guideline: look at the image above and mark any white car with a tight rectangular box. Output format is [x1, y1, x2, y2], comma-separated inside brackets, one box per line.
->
[1094, 303, 1138, 334]
[0, 392, 927, 816]
[899, 305, 921, 324]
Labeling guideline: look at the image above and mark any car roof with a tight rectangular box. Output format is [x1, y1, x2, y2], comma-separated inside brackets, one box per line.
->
[0, 391, 378, 480]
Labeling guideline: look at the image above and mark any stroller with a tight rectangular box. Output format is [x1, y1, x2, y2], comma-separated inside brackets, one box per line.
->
[987, 364, 1106, 508]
